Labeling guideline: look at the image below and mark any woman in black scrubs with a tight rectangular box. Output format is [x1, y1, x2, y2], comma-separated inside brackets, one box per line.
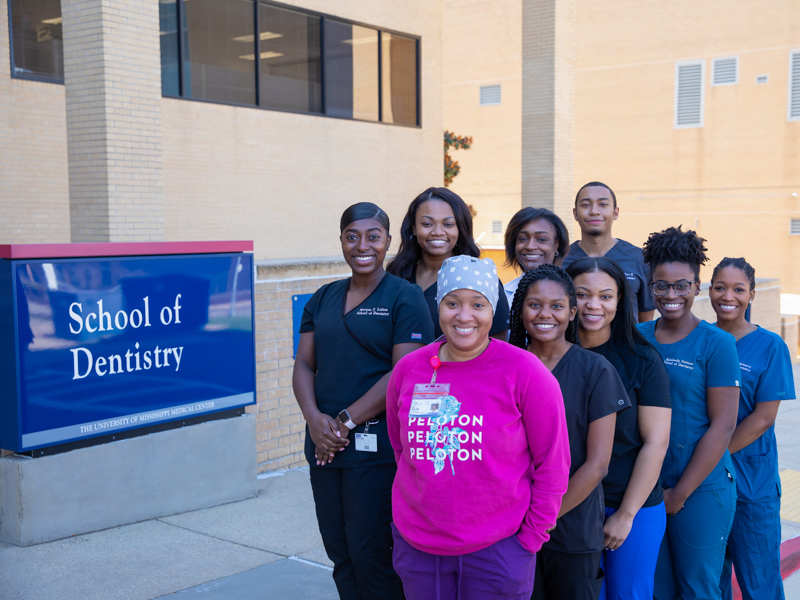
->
[566, 257, 671, 600]
[509, 264, 629, 600]
[292, 202, 433, 600]
[387, 187, 509, 339]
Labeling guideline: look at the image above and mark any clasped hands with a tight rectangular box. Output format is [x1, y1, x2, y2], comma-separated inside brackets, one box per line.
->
[309, 412, 350, 466]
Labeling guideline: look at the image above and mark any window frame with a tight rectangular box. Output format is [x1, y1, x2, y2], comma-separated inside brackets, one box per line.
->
[674, 59, 705, 129]
[163, 0, 421, 128]
[7, 0, 65, 84]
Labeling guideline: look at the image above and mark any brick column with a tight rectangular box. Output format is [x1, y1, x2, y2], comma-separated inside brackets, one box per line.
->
[521, 0, 575, 218]
[62, 0, 164, 242]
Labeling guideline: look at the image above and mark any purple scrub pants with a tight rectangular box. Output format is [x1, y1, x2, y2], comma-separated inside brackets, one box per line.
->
[391, 523, 537, 600]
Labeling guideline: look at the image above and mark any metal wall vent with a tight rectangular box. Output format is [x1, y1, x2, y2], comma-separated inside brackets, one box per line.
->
[675, 61, 704, 128]
[480, 84, 501, 106]
[712, 57, 738, 85]
[791, 218, 800, 235]
[790, 51, 800, 120]
[492, 220, 502, 234]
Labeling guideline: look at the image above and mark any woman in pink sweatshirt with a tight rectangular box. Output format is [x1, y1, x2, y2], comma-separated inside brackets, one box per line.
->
[386, 255, 571, 600]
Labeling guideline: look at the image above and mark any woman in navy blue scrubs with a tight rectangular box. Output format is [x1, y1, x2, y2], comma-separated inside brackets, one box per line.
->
[710, 257, 795, 600]
[637, 226, 740, 600]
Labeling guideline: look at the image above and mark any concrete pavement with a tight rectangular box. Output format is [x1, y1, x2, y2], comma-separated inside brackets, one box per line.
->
[0, 469, 337, 600]
[1, 365, 799, 599]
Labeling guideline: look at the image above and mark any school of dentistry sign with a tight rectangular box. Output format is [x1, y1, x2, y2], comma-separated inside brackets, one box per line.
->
[0, 242, 256, 452]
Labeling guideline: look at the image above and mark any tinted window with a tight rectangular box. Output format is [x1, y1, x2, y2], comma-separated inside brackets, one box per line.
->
[184, 0, 256, 105]
[156, 1, 418, 126]
[381, 33, 418, 126]
[258, 4, 321, 113]
[324, 20, 378, 121]
[9, 0, 64, 81]
[160, 0, 180, 96]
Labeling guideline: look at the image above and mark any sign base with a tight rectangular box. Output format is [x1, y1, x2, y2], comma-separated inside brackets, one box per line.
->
[0, 415, 256, 546]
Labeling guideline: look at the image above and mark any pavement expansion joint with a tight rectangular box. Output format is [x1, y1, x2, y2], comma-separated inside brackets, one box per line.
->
[155, 517, 287, 557]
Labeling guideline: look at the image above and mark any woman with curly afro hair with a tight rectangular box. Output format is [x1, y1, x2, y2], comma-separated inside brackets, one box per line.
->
[637, 226, 740, 600]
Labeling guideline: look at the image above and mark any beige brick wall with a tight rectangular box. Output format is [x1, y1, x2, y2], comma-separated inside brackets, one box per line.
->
[443, 0, 800, 294]
[0, 7, 71, 243]
[62, 0, 164, 242]
[521, 0, 574, 219]
[442, 0, 523, 249]
[442, 0, 575, 245]
[251, 260, 351, 472]
[574, 0, 800, 291]
[1, 1, 443, 470]
[161, 0, 443, 262]
[2, 0, 441, 257]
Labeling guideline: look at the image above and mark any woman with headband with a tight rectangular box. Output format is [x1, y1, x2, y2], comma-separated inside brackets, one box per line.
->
[293, 202, 434, 599]
[386, 255, 570, 600]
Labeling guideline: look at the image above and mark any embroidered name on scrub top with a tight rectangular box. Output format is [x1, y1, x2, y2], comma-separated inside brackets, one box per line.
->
[664, 358, 695, 370]
[354, 307, 390, 317]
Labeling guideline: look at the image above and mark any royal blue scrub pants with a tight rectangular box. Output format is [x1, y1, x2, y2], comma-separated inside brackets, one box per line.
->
[719, 496, 784, 600]
[654, 478, 736, 600]
[599, 502, 666, 600]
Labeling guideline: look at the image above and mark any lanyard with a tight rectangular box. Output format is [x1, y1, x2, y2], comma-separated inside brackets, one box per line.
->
[429, 355, 441, 384]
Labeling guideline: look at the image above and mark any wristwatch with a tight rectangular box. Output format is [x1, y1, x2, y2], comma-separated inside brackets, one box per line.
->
[337, 409, 357, 430]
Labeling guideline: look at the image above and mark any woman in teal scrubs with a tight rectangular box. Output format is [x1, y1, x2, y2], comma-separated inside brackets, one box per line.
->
[637, 226, 740, 600]
[710, 257, 795, 600]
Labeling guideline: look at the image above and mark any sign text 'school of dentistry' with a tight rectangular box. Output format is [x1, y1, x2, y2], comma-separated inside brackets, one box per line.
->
[0, 243, 256, 452]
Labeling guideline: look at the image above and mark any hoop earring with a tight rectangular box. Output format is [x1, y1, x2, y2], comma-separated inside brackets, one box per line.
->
[555, 251, 559, 257]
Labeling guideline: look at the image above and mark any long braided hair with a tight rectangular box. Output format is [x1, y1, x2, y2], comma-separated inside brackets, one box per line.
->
[509, 264, 580, 349]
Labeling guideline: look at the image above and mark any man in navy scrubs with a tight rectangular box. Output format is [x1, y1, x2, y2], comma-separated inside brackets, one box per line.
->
[561, 182, 655, 323]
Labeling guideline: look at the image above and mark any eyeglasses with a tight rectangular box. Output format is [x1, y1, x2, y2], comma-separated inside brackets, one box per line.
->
[650, 280, 695, 296]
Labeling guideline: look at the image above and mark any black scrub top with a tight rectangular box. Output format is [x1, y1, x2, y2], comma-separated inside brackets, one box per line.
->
[411, 272, 510, 339]
[299, 273, 433, 467]
[561, 239, 655, 316]
[588, 340, 671, 509]
[545, 345, 631, 554]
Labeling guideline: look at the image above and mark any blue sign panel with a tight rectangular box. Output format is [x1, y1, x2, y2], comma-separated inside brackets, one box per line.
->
[292, 293, 313, 358]
[0, 253, 255, 451]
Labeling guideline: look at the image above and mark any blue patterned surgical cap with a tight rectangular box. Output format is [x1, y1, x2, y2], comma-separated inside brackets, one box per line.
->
[435, 255, 499, 315]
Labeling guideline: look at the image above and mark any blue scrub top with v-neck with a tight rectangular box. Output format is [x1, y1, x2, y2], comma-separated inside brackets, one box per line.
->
[638, 319, 741, 490]
[728, 325, 795, 502]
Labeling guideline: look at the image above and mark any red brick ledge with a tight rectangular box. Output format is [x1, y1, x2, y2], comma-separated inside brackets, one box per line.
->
[0, 241, 253, 260]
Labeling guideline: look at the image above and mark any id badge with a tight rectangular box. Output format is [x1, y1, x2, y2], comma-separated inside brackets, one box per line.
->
[410, 383, 451, 418]
[355, 433, 377, 452]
